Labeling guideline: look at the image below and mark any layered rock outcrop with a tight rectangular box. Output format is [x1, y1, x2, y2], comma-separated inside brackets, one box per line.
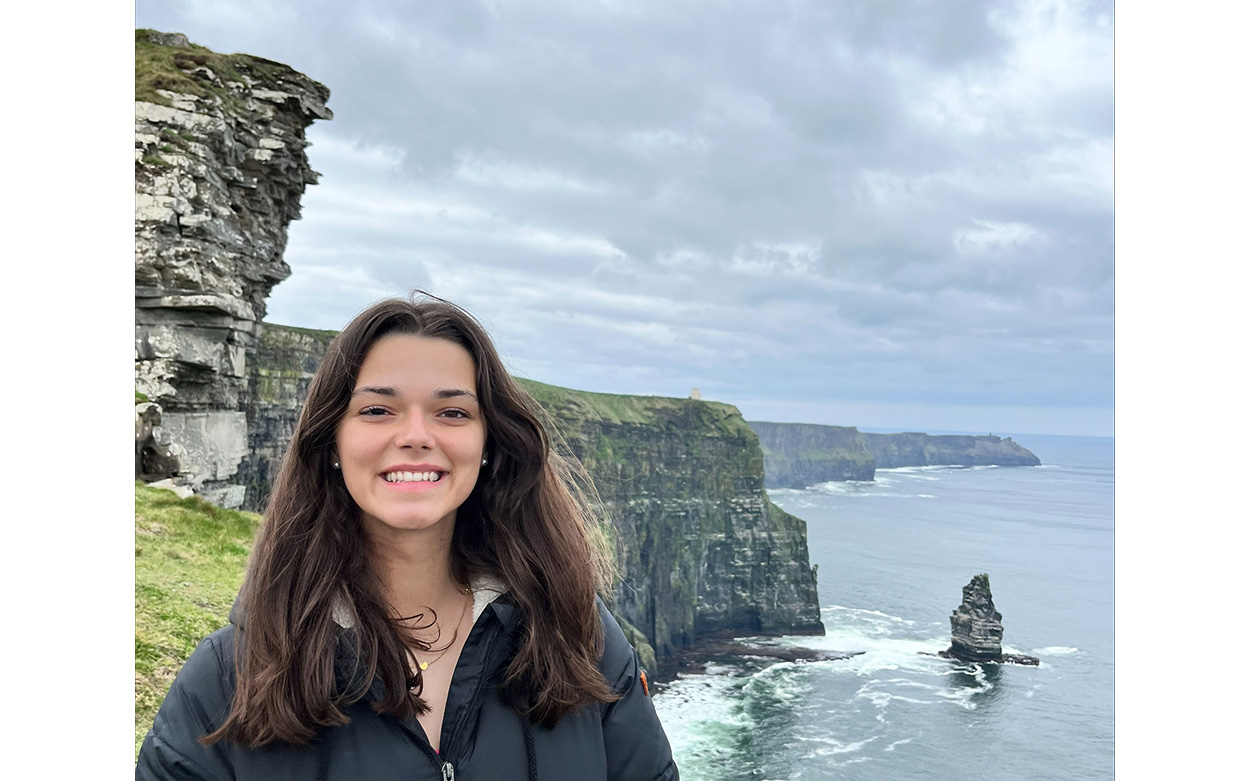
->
[747, 422, 1040, 488]
[134, 30, 331, 506]
[946, 573, 1004, 661]
[941, 573, 1039, 666]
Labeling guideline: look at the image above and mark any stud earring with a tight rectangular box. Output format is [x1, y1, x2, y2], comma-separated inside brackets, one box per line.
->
[481, 457, 488, 466]
[333, 461, 340, 470]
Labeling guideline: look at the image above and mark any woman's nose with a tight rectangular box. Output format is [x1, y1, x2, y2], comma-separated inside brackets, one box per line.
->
[395, 413, 435, 449]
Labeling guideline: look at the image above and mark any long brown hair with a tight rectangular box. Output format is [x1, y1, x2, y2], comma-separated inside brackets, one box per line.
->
[207, 293, 617, 747]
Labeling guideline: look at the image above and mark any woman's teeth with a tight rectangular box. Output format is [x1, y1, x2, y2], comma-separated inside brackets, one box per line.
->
[383, 471, 443, 483]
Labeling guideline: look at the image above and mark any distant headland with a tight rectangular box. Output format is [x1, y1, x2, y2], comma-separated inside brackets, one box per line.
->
[748, 421, 1041, 489]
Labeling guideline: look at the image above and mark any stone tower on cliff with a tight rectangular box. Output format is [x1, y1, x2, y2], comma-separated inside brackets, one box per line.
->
[134, 30, 331, 507]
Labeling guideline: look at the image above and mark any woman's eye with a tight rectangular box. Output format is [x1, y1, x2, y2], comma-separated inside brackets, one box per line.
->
[360, 406, 390, 417]
[440, 409, 470, 419]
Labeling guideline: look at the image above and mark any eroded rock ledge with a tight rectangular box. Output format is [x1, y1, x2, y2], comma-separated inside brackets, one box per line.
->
[134, 30, 331, 506]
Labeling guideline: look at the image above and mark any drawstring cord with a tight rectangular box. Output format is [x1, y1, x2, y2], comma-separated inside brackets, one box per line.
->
[522, 714, 537, 781]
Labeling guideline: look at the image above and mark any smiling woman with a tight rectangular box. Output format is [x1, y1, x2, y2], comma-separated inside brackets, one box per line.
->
[136, 293, 678, 781]
[336, 335, 487, 539]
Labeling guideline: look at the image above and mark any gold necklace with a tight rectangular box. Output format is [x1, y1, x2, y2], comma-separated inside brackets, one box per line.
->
[413, 586, 472, 672]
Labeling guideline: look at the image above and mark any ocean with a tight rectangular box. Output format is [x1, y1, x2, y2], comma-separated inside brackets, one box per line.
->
[653, 434, 1114, 780]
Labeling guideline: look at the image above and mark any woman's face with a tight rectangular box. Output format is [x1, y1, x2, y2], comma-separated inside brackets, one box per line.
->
[335, 334, 487, 540]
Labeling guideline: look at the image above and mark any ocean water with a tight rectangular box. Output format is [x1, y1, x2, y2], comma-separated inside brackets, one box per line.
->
[654, 434, 1113, 780]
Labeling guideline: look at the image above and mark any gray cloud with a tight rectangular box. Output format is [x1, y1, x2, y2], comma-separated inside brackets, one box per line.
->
[137, 0, 1114, 435]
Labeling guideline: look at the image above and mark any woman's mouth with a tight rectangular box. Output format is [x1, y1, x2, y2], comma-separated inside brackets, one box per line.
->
[382, 471, 444, 483]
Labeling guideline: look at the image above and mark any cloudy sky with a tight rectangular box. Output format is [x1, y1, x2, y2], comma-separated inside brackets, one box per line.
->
[135, 0, 1114, 437]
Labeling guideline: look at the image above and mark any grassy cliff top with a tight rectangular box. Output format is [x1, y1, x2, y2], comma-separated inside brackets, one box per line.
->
[135, 28, 324, 109]
[518, 378, 750, 436]
[134, 483, 260, 756]
[270, 323, 341, 340]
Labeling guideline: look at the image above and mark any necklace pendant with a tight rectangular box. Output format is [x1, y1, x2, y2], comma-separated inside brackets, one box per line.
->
[418, 661, 429, 671]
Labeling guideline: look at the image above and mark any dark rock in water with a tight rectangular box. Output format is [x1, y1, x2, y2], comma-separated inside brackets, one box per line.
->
[663, 634, 864, 680]
[948, 573, 1003, 660]
[937, 649, 1040, 666]
[943, 574, 1039, 665]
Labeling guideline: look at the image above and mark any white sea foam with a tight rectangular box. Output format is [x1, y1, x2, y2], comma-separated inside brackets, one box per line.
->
[795, 733, 878, 758]
[810, 480, 876, 494]
[652, 671, 751, 768]
[855, 670, 985, 715]
[1033, 645, 1079, 656]
[807, 474, 939, 499]
[878, 467, 941, 480]
[701, 662, 739, 675]
[821, 604, 915, 624]
[879, 465, 961, 474]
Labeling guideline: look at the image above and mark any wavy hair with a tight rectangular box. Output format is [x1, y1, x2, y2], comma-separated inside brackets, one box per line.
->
[207, 293, 617, 748]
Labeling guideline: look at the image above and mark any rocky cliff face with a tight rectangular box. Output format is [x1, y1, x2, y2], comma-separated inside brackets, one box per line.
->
[134, 30, 331, 507]
[521, 383, 825, 666]
[234, 327, 825, 668]
[748, 421, 875, 488]
[235, 324, 337, 507]
[863, 432, 1040, 469]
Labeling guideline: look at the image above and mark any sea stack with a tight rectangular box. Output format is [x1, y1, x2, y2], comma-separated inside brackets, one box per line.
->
[947, 573, 1004, 660]
[942, 574, 1039, 665]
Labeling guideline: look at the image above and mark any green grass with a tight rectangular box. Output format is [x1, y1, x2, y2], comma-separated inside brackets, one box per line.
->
[517, 377, 744, 433]
[134, 482, 260, 756]
[135, 28, 299, 111]
[269, 323, 340, 340]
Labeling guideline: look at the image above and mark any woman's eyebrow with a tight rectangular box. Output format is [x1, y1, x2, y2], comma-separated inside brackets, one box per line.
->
[434, 388, 478, 402]
[350, 386, 478, 401]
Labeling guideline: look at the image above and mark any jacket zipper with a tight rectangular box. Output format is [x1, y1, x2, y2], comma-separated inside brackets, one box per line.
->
[427, 622, 503, 780]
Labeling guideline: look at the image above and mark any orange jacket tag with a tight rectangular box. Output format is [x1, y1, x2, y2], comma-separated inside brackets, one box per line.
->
[639, 669, 650, 697]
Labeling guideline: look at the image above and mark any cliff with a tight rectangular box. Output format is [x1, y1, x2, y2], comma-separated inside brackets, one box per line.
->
[747, 422, 1040, 488]
[748, 421, 875, 488]
[134, 30, 331, 507]
[236, 324, 337, 505]
[234, 325, 825, 669]
[863, 432, 1040, 469]
[519, 382, 825, 666]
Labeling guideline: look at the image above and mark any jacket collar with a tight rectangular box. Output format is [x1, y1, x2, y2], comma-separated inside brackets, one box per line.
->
[227, 574, 518, 704]
[227, 573, 512, 631]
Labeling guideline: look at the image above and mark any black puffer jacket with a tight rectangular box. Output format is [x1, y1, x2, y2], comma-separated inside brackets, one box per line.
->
[136, 593, 678, 780]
